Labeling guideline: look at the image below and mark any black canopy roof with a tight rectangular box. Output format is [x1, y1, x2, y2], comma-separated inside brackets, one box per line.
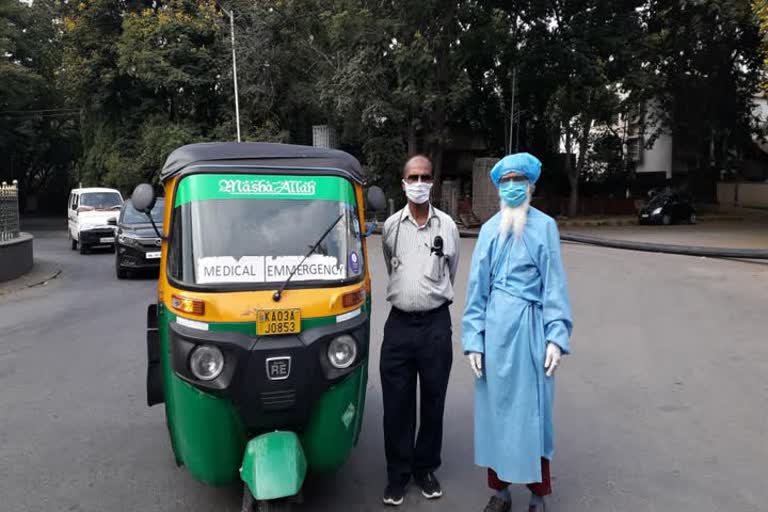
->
[160, 142, 365, 183]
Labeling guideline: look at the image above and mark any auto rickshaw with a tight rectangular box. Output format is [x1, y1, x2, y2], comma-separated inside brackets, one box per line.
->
[131, 142, 386, 511]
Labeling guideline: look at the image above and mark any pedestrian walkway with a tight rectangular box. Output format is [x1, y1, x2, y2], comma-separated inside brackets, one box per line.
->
[0, 258, 61, 296]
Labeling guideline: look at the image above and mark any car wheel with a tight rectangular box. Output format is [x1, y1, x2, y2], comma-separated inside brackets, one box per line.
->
[79, 243, 89, 255]
[71, 237, 77, 251]
[688, 213, 697, 225]
[662, 214, 672, 226]
[116, 265, 128, 279]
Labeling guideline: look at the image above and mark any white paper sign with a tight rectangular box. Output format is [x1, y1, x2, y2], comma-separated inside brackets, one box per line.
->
[195, 255, 345, 284]
[264, 255, 345, 282]
[196, 256, 265, 284]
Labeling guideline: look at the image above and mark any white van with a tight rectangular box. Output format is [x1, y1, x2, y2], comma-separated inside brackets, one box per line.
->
[67, 187, 123, 254]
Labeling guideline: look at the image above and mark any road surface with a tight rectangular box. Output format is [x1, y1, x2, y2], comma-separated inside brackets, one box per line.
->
[1, 221, 766, 511]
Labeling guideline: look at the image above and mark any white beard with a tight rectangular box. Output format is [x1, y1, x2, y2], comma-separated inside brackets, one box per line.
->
[499, 196, 531, 240]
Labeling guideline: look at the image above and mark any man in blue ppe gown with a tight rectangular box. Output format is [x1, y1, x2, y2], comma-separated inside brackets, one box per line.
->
[462, 153, 573, 512]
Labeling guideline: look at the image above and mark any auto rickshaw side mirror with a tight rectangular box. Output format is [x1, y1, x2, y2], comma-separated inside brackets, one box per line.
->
[131, 183, 165, 240]
[366, 186, 387, 212]
[131, 183, 157, 213]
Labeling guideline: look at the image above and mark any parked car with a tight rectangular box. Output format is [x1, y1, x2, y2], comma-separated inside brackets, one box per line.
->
[638, 191, 697, 225]
[111, 198, 164, 279]
[67, 187, 123, 254]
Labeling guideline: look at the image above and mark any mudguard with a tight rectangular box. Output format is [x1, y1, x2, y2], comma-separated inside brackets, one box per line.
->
[240, 431, 307, 501]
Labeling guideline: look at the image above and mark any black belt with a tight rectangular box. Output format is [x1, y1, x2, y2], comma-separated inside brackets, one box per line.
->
[391, 301, 450, 319]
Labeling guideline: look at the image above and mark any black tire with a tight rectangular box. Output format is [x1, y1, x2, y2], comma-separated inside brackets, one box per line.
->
[79, 242, 89, 255]
[71, 237, 77, 250]
[116, 264, 128, 279]
[688, 213, 697, 225]
[661, 214, 672, 226]
[242, 486, 293, 512]
[241, 488, 254, 512]
[255, 500, 292, 512]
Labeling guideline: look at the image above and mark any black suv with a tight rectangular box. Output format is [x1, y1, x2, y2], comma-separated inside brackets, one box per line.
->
[111, 198, 164, 279]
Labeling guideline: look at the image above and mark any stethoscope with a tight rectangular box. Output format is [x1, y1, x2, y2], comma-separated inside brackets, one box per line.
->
[390, 207, 443, 271]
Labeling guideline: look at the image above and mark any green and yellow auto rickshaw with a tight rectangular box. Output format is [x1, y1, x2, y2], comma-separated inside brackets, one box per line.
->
[131, 142, 386, 511]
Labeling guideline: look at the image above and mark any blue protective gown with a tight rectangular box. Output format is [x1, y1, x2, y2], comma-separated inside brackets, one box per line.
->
[462, 207, 573, 484]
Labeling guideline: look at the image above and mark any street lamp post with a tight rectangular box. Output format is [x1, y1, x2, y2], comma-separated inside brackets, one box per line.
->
[219, 4, 241, 142]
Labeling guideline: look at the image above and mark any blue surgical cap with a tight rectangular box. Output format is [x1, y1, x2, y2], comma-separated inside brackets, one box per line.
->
[490, 152, 542, 186]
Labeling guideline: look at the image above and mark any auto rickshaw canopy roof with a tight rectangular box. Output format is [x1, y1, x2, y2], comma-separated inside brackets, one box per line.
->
[160, 142, 365, 184]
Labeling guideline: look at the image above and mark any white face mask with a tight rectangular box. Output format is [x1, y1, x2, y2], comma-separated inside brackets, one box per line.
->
[402, 180, 432, 204]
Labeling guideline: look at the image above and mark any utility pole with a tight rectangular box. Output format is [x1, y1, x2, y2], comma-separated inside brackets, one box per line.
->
[229, 9, 241, 142]
[217, 3, 241, 142]
[508, 67, 517, 155]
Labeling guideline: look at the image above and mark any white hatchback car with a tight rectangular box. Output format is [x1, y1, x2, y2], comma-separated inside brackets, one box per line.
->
[67, 187, 123, 254]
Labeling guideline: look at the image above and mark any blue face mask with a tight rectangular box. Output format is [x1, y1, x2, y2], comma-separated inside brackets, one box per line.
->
[499, 181, 529, 207]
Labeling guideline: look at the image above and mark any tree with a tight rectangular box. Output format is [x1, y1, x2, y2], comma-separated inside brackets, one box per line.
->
[61, 0, 230, 190]
[508, 0, 645, 216]
[633, 0, 764, 193]
[0, 0, 78, 212]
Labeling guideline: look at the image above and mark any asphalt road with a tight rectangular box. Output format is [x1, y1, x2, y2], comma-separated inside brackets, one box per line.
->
[1, 222, 767, 512]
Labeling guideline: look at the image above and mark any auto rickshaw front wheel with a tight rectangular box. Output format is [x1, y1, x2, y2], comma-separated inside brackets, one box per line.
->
[241, 487, 293, 512]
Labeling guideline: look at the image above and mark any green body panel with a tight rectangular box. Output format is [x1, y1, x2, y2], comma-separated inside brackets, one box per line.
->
[159, 307, 248, 485]
[174, 174, 356, 207]
[240, 431, 307, 500]
[157, 301, 369, 486]
[301, 365, 367, 472]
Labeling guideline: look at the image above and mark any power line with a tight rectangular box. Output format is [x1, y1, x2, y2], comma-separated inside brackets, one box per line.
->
[0, 108, 81, 115]
[0, 112, 81, 120]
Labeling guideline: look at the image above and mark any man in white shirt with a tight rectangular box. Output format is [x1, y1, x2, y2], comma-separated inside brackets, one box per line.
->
[380, 155, 460, 506]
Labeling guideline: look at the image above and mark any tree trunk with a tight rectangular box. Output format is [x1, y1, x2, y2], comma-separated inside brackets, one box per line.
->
[407, 118, 418, 156]
[567, 118, 592, 217]
[430, 144, 444, 208]
[563, 125, 578, 217]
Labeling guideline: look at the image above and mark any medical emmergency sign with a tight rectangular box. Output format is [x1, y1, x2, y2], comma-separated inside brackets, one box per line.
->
[197, 255, 345, 284]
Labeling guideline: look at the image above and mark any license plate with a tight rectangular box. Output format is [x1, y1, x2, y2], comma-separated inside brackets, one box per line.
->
[641, 214, 649, 218]
[145, 252, 161, 260]
[265, 356, 291, 380]
[257, 309, 301, 336]
[100, 237, 115, 243]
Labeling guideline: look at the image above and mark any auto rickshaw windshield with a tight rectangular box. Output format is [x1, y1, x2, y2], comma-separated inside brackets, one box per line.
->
[167, 173, 364, 288]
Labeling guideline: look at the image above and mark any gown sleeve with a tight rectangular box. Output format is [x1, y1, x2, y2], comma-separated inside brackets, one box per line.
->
[539, 218, 574, 354]
[461, 225, 495, 355]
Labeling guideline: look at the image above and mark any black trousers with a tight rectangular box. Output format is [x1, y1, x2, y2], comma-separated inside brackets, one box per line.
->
[380, 304, 453, 486]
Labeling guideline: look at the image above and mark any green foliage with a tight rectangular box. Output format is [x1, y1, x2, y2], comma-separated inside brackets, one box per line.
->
[2, 0, 765, 212]
[1, 0, 78, 212]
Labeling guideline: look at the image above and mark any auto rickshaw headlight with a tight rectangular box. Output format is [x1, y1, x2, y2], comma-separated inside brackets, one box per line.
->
[328, 335, 357, 369]
[652, 207, 663, 215]
[189, 345, 224, 381]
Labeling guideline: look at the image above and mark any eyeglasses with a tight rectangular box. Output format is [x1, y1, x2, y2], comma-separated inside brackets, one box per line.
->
[404, 174, 434, 184]
[499, 174, 529, 184]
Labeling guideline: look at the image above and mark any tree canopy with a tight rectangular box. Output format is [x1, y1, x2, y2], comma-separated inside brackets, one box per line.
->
[1, 0, 765, 214]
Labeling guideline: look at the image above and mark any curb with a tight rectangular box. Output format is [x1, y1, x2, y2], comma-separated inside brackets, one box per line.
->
[0, 265, 62, 296]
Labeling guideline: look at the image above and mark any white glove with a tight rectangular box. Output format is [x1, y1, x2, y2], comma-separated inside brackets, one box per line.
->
[467, 352, 483, 379]
[544, 342, 562, 377]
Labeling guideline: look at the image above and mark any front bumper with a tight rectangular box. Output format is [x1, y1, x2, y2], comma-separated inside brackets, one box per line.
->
[166, 312, 369, 432]
[638, 212, 661, 224]
[116, 242, 162, 269]
[80, 228, 116, 245]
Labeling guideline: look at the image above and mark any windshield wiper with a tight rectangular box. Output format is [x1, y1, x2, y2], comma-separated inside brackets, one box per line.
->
[272, 213, 344, 302]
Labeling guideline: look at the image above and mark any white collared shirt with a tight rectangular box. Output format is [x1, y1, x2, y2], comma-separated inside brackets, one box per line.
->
[381, 205, 460, 312]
